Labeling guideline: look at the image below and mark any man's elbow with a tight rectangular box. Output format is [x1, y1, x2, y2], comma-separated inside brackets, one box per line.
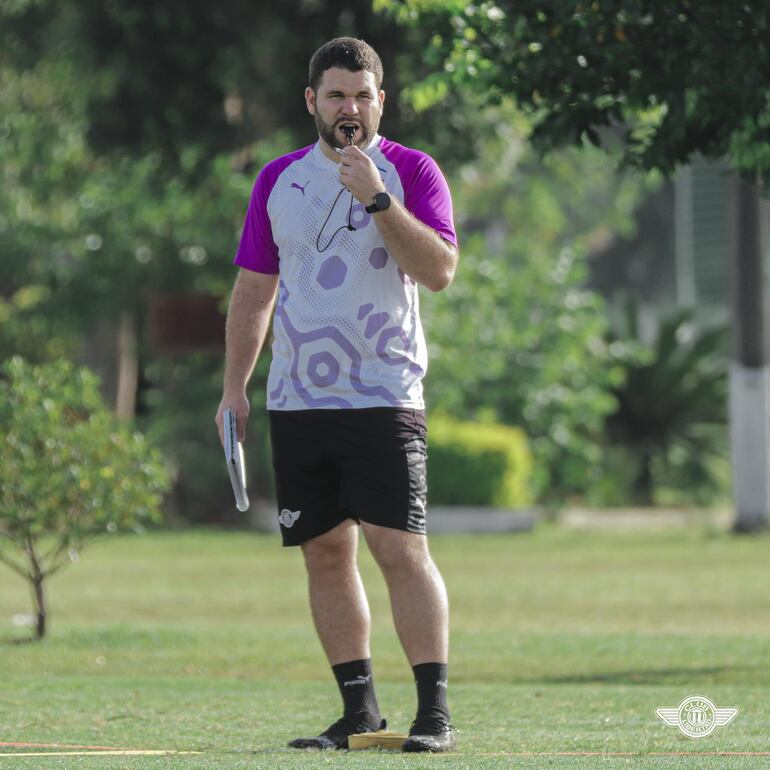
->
[428, 247, 458, 292]
[428, 271, 454, 294]
[424, 266, 456, 293]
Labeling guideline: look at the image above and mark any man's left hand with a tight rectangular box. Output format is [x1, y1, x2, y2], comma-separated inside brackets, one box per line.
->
[338, 146, 386, 205]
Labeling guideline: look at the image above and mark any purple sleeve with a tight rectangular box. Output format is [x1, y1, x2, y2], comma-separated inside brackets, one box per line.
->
[380, 141, 457, 246]
[233, 164, 280, 274]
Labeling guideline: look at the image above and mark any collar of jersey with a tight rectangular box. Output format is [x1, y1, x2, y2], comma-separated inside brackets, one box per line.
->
[311, 133, 382, 171]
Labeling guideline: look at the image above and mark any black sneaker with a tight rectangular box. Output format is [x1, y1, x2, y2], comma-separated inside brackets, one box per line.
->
[402, 722, 457, 753]
[288, 716, 386, 750]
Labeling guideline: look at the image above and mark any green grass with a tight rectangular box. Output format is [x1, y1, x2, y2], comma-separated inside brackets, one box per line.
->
[1, 524, 769, 768]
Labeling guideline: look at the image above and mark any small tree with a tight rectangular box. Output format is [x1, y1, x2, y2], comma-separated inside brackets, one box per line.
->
[0, 357, 169, 639]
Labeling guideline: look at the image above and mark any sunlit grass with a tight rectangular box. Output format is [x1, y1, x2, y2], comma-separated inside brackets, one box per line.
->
[1, 525, 769, 767]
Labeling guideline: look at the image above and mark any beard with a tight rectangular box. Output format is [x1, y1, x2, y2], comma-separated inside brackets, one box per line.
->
[314, 112, 376, 149]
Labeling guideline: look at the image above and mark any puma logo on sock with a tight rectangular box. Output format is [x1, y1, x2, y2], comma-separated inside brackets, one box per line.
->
[343, 674, 372, 686]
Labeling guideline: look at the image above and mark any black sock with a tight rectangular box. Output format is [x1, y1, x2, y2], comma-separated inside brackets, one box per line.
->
[330, 658, 381, 727]
[412, 662, 450, 732]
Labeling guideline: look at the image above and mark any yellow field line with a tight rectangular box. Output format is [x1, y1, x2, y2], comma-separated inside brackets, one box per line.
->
[4, 748, 769, 758]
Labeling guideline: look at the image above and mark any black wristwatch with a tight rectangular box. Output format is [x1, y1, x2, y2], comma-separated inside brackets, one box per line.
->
[365, 191, 391, 214]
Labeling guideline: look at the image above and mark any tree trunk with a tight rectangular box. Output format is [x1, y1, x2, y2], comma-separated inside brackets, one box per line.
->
[633, 450, 654, 505]
[116, 309, 138, 420]
[32, 575, 46, 639]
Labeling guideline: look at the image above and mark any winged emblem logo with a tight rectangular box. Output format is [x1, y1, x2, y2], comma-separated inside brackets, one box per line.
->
[656, 695, 737, 739]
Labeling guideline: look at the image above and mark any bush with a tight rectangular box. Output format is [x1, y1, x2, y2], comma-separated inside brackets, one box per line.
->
[600, 307, 729, 505]
[0, 357, 170, 639]
[427, 414, 532, 507]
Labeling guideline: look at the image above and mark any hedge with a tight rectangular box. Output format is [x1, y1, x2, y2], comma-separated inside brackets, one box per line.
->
[427, 414, 532, 507]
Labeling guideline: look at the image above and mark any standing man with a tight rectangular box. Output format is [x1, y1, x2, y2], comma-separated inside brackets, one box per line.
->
[215, 37, 458, 753]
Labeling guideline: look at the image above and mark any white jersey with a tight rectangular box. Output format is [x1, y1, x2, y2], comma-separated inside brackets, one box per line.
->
[234, 134, 456, 410]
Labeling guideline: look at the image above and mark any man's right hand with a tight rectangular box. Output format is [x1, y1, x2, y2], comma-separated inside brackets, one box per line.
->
[215, 392, 250, 447]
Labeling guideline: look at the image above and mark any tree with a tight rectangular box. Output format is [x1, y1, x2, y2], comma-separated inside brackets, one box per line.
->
[377, 1, 770, 183]
[422, 102, 649, 499]
[382, 0, 770, 524]
[0, 358, 170, 639]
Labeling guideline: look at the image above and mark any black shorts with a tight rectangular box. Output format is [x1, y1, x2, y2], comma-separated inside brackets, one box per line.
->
[268, 408, 428, 546]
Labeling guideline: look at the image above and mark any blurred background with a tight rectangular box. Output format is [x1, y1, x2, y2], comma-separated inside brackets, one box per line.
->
[2, 0, 768, 531]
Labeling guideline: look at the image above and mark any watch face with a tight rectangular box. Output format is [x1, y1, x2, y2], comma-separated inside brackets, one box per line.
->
[374, 192, 391, 210]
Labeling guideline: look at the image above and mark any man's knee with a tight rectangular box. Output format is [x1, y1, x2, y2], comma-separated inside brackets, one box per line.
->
[363, 524, 429, 576]
[301, 520, 357, 573]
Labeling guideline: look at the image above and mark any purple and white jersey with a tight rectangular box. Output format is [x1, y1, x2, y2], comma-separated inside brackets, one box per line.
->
[234, 134, 456, 410]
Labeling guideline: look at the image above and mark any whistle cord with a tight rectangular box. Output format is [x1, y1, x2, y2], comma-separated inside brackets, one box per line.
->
[315, 183, 356, 254]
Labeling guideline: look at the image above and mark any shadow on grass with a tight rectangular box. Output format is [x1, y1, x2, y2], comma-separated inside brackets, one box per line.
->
[536, 664, 758, 685]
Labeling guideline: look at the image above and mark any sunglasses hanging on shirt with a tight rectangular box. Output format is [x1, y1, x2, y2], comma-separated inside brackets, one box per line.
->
[315, 125, 357, 253]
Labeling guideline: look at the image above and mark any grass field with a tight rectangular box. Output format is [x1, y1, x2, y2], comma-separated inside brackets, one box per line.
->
[1, 523, 769, 768]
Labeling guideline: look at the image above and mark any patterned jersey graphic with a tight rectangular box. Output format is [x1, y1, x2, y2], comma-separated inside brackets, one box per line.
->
[234, 135, 456, 410]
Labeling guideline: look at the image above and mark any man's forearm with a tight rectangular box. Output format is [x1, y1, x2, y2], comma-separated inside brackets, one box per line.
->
[223, 273, 278, 393]
[336, 145, 457, 291]
[370, 199, 458, 292]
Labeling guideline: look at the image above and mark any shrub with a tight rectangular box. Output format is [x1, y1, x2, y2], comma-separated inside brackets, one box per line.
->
[427, 414, 532, 507]
[0, 357, 170, 639]
[601, 307, 729, 505]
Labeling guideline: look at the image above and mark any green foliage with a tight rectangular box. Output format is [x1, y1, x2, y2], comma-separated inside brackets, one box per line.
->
[422, 103, 651, 501]
[0, 27, 294, 523]
[0, 49, 287, 326]
[595, 307, 729, 506]
[379, 1, 770, 186]
[140, 353, 274, 524]
[428, 414, 531, 506]
[0, 0, 450, 167]
[1, 1, 410, 328]
[0, 356, 169, 539]
[0, 357, 170, 637]
[0, 285, 79, 364]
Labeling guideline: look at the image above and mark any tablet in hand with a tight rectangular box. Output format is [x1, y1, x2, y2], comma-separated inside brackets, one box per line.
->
[223, 408, 250, 512]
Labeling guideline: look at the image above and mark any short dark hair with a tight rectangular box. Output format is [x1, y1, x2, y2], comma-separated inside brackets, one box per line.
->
[308, 37, 383, 92]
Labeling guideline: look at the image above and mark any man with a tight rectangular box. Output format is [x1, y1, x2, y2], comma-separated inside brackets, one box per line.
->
[215, 37, 458, 753]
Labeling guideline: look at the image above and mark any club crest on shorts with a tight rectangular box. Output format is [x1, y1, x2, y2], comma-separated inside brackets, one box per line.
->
[278, 509, 301, 528]
[656, 695, 738, 739]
